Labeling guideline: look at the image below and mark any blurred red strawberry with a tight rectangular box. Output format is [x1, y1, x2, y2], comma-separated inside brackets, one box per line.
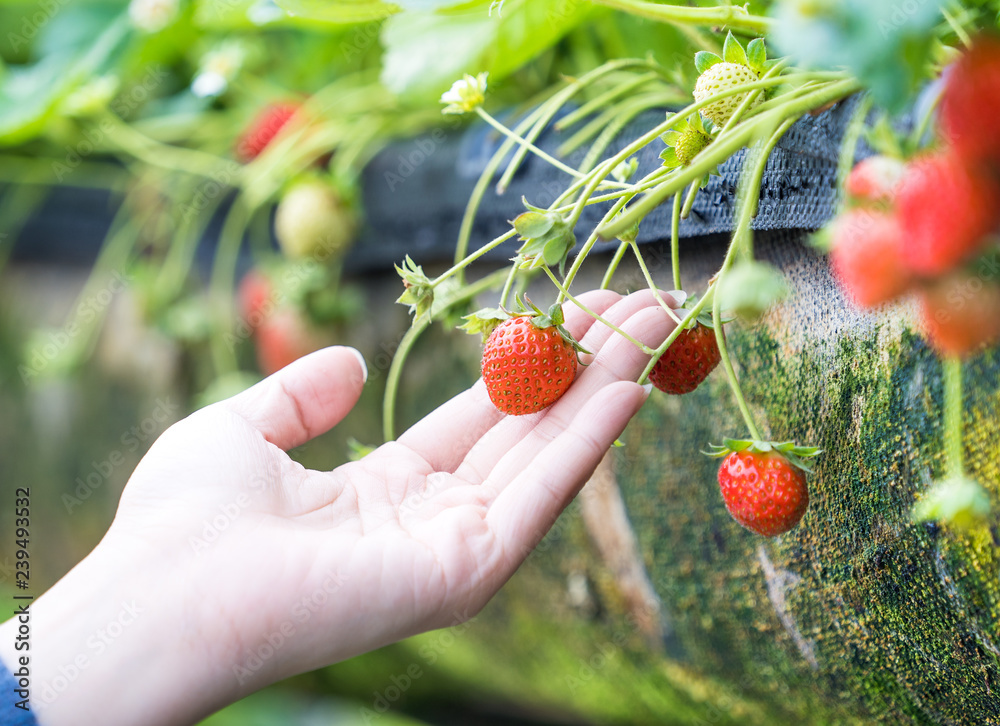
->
[255, 309, 331, 375]
[830, 208, 912, 308]
[237, 269, 330, 374]
[845, 155, 905, 205]
[238, 269, 274, 327]
[897, 152, 1000, 276]
[235, 102, 302, 162]
[918, 269, 1000, 356]
[941, 35, 1000, 165]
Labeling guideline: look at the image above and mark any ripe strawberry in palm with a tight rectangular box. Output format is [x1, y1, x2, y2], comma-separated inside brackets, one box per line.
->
[649, 320, 721, 395]
[480, 303, 582, 416]
[896, 152, 1000, 276]
[941, 34, 1000, 165]
[235, 102, 302, 162]
[830, 208, 912, 308]
[707, 440, 820, 537]
[918, 270, 1000, 357]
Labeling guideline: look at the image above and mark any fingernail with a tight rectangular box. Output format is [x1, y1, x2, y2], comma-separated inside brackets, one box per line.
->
[641, 382, 653, 397]
[348, 347, 368, 383]
[666, 290, 687, 306]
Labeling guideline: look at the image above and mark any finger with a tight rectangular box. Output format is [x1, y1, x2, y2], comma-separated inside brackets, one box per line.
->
[451, 291, 672, 484]
[485, 380, 646, 567]
[221, 346, 367, 451]
[477, 304, 675, 490]
[397, 290, 624, 474]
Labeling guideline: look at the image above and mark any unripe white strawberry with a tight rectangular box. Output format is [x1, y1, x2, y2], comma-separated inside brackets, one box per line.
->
[693, 62, 762, 126]
[274, 179, 355, 261]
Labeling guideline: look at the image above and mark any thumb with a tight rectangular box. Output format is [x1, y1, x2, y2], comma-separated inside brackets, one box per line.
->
[221, 346, 367, 451]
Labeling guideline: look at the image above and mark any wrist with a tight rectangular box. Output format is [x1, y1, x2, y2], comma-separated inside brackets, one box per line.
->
[0, 535, 231, 726]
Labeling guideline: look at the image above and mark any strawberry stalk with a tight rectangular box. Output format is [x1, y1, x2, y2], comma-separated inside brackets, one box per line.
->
[944, 356, 965, 480]
[589, 0, 773, 34]
[670, 190, 683, 290]
[712, 115, 799, 441]
[542, 267, 656, 355]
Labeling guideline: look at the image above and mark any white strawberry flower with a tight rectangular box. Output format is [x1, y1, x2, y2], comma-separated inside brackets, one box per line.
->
[440, 72, 489, 115]
[191, 42, 247, 98]
[128, 0, 178, 33]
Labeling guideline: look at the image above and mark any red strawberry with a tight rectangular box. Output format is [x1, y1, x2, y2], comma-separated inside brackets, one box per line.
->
[481, 307, 580, 416]
[238, 269, 275, 329]
[235, 102, 302, 162]
[830, 208, 912, 308]
[237, 269, 330, 374]
[896, 152, 1000, 276]
[918, 269, 1000, 357]
[649, 323, 721, 394]
[941, 35, 1000, 165]
[844, 155, 905, 205]
[709, 440, 818, 537]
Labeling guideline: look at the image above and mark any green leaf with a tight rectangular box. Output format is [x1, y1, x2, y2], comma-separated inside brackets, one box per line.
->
[381, 0, 589, 99]
[0, 15, 130, 146]
[746, 38, 767, 74]
[694, 51, 722, 75]
[722, 31, 747, 66]
[273, 0, 399, 24]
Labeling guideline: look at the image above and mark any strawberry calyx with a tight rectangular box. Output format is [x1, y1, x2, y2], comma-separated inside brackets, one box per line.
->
[462, 297, 590, 355]
[675, 292, 726, 331]
[511, 201, 577, 275]
[518, 296, 590, 356]
[704, 439, 822, 474]
[395, 255, 434, 320]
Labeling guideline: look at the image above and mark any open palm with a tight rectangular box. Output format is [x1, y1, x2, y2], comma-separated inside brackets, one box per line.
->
[68, 289, 675, 725]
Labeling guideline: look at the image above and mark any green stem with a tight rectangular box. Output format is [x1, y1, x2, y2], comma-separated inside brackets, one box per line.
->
[711, 118, 798, 442]
[383, 319, 429, 443]
[679, 177, 701, 219]
[670, 190, 682, 291]
[431, 229, 518, 288]
[475, 107, 617, 186]
[628, 241, 682, 322]
[601, 241, 630, 290]
[550, 71, 839, 216]
[208, 198, 252, 376]
[554, 72, 661, 131]
[453, 104, 552, 275]
[599, 78, 861, 238]
[837, 94, 873, 211]
[943, 356, 965, 479]
[98, 113, 234, 179]
[542, 267, 655, 354]
[496, 59, 663, 194]
[591, 0, 773, 33]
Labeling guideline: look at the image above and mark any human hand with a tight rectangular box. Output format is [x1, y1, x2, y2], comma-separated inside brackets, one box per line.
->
[1, 289, 677, 726]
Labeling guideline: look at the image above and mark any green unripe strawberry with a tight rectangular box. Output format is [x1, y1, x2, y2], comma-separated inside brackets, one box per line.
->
[694, 62, 762, 126]
[275, 179, 355, 261]
[674, 127, 711, 166]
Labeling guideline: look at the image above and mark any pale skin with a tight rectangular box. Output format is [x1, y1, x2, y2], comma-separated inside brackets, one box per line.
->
[0, 289, 677, 726]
